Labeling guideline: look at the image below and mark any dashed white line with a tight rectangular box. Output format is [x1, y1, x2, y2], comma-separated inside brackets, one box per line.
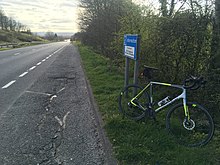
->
[29, 66, 36, 71]
[19, 72, 28, 78]
[2, 80, 16, 89]
[1, 46, 67, 90]
[53, 48, 62, 54]
[36, 62, 42, 66]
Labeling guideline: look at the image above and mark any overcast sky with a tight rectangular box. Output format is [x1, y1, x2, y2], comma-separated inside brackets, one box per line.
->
[0, 0, 160, 33]
[0, 0, 79, 33]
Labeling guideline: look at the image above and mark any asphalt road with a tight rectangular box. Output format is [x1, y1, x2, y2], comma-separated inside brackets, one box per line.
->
[0, 42, 68, 112]
[0, 43, 116, 164]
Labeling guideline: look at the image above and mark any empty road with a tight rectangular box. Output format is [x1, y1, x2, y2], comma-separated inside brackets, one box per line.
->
[0, 43, 115, 164]
[0, 42, 68, 112]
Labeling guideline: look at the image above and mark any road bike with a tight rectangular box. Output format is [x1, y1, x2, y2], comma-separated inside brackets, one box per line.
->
[118, 66, 214, 147]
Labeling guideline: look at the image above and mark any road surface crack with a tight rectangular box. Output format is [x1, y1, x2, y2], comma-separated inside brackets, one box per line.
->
[36, 86, 71, 164]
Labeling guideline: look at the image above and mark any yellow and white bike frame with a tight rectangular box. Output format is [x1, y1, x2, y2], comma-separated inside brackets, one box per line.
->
[131, 81, 190, 118]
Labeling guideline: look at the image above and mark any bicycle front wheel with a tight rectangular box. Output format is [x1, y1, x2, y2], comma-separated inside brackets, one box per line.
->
[119, 85, 149, 120]
[166, 102, 214, 147]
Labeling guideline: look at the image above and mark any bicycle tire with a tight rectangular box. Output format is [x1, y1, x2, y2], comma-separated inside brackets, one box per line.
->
[118, 85, 150, 120]
[166, 102, 214, 147]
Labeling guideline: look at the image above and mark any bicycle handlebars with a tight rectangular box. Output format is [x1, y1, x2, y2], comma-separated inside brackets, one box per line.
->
[142, 66, 206, 90]
[183, 75, 206, 90]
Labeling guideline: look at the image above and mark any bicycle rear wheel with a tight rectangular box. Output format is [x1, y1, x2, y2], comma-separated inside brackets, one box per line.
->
[119, 85, 149, 120]
[166, 102, 214, 147]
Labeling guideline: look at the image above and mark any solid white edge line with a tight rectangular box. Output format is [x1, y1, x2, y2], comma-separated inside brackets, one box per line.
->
[53, 46, 65, 55]
[2, 80, 16, 89]
[19, 72, 28, 78]
[29, 66, 36, 71]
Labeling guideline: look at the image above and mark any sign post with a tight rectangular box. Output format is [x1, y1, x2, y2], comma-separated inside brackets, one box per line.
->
[124, 34, 141, 92]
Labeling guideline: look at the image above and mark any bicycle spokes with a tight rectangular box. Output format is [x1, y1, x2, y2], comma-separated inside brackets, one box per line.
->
[166, 103, 214, 147]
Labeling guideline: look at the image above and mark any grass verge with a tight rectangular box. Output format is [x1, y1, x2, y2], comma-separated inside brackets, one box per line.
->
[77, 43, 220, 165]
[0, 48, 11, 51]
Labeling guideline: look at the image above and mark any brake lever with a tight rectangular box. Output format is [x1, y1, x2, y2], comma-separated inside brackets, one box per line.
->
[189, 75, 197, 80]
[191, 77, 205, 90]
[184, 75, 204, 90]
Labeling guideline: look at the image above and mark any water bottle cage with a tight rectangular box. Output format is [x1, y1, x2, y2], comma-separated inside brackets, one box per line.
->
[158, 96, 170, 107]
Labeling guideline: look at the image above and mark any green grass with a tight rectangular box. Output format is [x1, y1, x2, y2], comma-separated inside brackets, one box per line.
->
[0, 29, 45, 43]
[0, 29, 48, 51]
[77, 43, 220, 165]
[0, 48, 11, 51]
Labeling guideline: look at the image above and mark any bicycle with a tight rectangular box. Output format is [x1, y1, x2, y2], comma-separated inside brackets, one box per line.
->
[118, 66, 214, 147]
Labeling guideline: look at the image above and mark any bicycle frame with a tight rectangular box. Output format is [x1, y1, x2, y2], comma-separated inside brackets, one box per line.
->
[131, 81, 190, 118]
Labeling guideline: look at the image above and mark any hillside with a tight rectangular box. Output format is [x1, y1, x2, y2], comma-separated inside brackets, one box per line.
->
[0, 30, 45, 44]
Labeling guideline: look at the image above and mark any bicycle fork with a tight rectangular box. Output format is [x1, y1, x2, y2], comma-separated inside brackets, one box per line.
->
[182, 90, 196, 130]
[183, 99, 190, 120]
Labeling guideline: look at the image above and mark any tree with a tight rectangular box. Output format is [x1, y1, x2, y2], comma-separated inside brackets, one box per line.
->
[204, 0, 220, 113]
[44, 31, 59, 41]
[0, 8, 30, 33]
[78, 0, 134, 55]
[0, 8, 5, 30]
[2, 15, 9, 30]
[158, 0, 187, 17]
[8, 17, 17, 31]
[211, 0, 220, 68]
[44, 31, 55, 41]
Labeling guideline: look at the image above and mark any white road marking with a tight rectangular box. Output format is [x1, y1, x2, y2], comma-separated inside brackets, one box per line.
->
[1, 45, 67, 90]
[14, 53, 20, 56]
[19, 72, 28, 78]
[55, 116, 63, 126]
[57, 87, 65, 94]
[36, 62, 41, 66]
[51, 46, 66, 56]
[62, 111, 70, 129]
[50, 95, 57, 102]
[2, 80, 16, 89]
[29, 66, 36, 71]
[25, 90, 52, 96]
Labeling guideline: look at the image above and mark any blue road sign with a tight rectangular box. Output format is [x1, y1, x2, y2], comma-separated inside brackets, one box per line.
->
[124, 34, 139, 60]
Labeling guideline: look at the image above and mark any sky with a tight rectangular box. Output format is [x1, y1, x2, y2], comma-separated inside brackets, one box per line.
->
[134, 0, 159, 9]
[0, 0, 79, 33]
[0, 0, 161, 34]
